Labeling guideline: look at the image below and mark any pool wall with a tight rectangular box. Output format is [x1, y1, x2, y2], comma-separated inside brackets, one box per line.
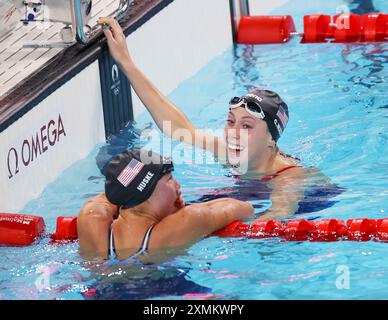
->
[0, 62, 105, 213]
[0, 0, 234, 212]
[248, 0, 290, 15]
[129, 0, 233, 118]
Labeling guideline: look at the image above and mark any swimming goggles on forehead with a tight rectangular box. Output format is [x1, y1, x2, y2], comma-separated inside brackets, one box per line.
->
[161, 162, 174, 175]
[228, 97, 266, 120]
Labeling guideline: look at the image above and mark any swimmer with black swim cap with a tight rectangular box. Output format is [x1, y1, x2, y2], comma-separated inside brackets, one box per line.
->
[78, 149, 253, 261]
[96, 17, 333, 220]
[104, 149, 177, 211]
[225, 88, 294, 171]
[229, 89, 289, 143]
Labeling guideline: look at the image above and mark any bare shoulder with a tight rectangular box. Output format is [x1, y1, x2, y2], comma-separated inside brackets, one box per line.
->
[77, 193, 119, 260]
[83, 193, 115, 207]
[79, 193, 118, 220]
[271, 165, 329, 186]
[271, 166, 307, 184]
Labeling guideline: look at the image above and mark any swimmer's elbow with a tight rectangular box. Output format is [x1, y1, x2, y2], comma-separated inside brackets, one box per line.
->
[224, 199, 253, 222]
[237, 201, 254, 221]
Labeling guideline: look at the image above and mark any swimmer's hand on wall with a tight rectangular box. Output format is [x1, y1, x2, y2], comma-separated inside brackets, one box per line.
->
[97, 17, 133, 72]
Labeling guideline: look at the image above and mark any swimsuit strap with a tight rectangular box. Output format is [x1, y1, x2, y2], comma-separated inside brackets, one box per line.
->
[108, 223, 155, 261]
[279, 151, 301, 162]
[109, 224, 155, 267]
[261, 165, 302, 182]
[125, 224, 155, 262]
[108, 224, 116, 260]
[137, 223, 156, 255]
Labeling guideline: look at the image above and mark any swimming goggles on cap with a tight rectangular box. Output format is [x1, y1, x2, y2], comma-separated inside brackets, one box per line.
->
[160, 159, 174, 175]
[229, 97, 266, 120]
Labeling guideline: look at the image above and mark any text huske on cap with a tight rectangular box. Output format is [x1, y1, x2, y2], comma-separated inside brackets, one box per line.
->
[137, 172, 155, 192]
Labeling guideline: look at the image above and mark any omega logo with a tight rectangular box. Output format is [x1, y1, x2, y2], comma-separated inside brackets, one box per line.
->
[7, 113, 66, 179]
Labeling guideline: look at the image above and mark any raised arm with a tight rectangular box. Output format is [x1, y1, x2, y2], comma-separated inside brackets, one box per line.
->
[77, 193, 119, 260]
[153, 198, 254, 247]
[97, 17, 222, 155]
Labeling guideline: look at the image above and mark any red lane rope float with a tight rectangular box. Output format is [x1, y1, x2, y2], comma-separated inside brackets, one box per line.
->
[362, 13, 388, 42]
[213, 218, 388, 242]
[0, 213, 45, 246]
[302, 13, 387, 43]
[2, 213, 388, 246]
[50, 216, 78, 241]
[376, 219, 388, 241]
[301, 14, 333, 43]
[302, 14, 363, 43]
[237, 13, 387, 44]
[237, 15, 296, 44]
[346, 218, 377, 241]
[310, 219, 346, 242]
[334, 14, 362, 42]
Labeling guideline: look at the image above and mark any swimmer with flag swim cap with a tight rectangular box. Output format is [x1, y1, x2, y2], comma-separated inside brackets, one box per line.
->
[96, 17, 335, 220]
[78, 149, 253, 261]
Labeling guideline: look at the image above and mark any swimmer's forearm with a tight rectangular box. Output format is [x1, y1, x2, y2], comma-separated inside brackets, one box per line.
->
[99, 17, 201, 145]
[121, 62, 222, 156]
[262, 176, 305, 221]
[229, 200, 254, 222]
[256, 210, 290, 221]
[257, 200, 299, 221]
[122, 61, 195, 137]
[206, 197, 253, 220]
[158, 200, 253, 247]
[207, 199, 254, 229]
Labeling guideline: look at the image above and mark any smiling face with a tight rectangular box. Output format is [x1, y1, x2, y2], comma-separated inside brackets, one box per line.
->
[223, 107, 274, 170]
[147, 172, 182, 217]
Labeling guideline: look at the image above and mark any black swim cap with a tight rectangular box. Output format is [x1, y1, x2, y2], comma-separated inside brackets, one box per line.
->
[104, 149, 174, 208]
[242, 89, 289, 142]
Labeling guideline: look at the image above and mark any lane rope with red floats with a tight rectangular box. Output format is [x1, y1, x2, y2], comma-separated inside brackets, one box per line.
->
[237, 13, 387, 44]
[1, 213, 388, 246]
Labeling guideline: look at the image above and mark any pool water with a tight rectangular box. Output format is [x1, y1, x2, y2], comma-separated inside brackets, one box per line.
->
[1, 1, 387, 300]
